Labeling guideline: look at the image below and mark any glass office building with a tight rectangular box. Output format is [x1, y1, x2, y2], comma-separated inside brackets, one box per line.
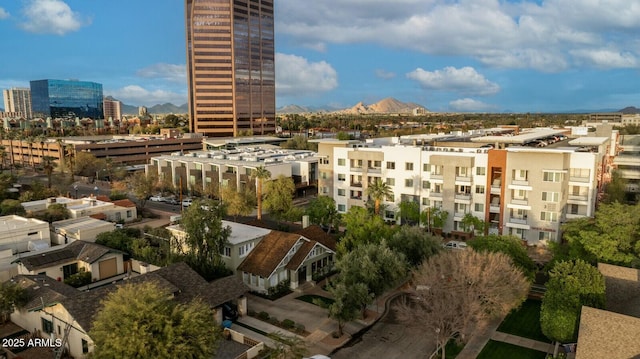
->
[30, 79, 104, 119]
[185, 0, 275, 137]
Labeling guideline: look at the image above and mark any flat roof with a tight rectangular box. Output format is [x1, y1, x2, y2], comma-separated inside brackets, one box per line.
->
[470, 128, 567, 144]
[52, 217, 114, 233]
[168, 221, 271, 245]
[0, 215, 48, 230]
[203, 136, 287, 147]
[568, 137, 609, 146]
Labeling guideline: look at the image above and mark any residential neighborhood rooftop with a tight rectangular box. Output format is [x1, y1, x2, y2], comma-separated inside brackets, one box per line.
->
[15, 240, 123, 271]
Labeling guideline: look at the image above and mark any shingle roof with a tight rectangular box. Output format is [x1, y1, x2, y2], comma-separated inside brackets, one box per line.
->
[576, 306, 640, 359]
[294, 225, 338, 251]
[598, 263, 640, 317]
[207, 275, 249, 307]
[237, 231, 302, 278]
[286, 241, 315, 271]
[10, 275, 79, 311]
[16, 241, 123, 271]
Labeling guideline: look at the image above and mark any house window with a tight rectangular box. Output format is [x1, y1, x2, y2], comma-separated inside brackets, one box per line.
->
[543, 171, 563, 182]
[126, 210, 132, 218]
[386, 178, 395, 186]
[474, 203, 484, 212]
[386, 161, 395, 170]
[338, 158, 345, 166]
[337, 189, 345, 196]
[541, 191, 559, 202]
[475, 185, 485, 194]
[270, 275, 278, 286]
[423, 163, 431, 172]
[476, 167, 486, 176]
[540, 211, 558, 222]
[82, 339, 89, 354]
[42, 318, 53, 334]
[405, 179, 414, 187]
[337, 174, 346, 181]
[405, 162, 414, 171]
[422, 180, 430, 189]
[220, 247, 231, 257]
[338, 204, 346, 212]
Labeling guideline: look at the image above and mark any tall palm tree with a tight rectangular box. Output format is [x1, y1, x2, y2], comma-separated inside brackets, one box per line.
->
[26, 137, 34, 171]
[253, 166, 271, 220]
[366, 178, 392, 216]
[65, 144, 75, 179]
[56, 138, 65, 175]
[0, 145, 6, 171]
[42, 156, 57, 188]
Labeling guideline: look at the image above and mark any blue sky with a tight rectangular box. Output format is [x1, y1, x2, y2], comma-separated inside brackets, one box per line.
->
[1, 0, 639, 113]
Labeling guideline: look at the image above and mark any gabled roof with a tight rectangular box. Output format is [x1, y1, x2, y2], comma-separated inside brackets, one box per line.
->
[16, 241, 124, 271]
[11, 275, 79, 311]
[294, 225, 337, 251]
[237, 231, 303, 278]
[286, 240, 315, 271]
[598, 263, 640, 317]
[207, 275, 249, 306]
[576, 306, 640, 359]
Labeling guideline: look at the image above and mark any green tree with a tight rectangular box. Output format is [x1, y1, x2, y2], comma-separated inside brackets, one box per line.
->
[73, 151, 102, 177]
[181, 199, 231, 280]
[35, 203, 71, 223]
[263, 175, 295, 220]
[127, 172, 158, 209]
[460, 213, 486, 234]
[366, 179, 392, 216]
[222, 185, 254, 220]
[326, 281, 370, 337]
[42, 156, 57, 189]
[0, 281, 30, 322]
[305, 196, 341, 233]
[338, 206, 396, 253]
[604, 170, 627, 204]
[468, 234, 536, 280]
[253, 166, 271, 220]
[387, 225, 441, 267]
[541, 260, 605, 356]
[95, 228, 141, 255]
[398, 200, 420, 225]
[267, 332, 309, 359]
[90, 282, 221, 359]
[421, 207, 449, 231]
[0, 199, 25, 216]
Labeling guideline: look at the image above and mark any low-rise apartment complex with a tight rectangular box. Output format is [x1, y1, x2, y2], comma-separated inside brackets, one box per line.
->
[318, 127, 616, 245]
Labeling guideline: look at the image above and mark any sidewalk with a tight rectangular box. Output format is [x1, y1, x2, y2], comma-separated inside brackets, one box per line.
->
[491, 331, 554, 353]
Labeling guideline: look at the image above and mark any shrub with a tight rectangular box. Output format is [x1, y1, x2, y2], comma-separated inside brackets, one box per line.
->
[267, 279, 291, 299]
[282, 319, 295, 329]
[257, 311, 270, 320]
[268, 317, 280, 326]
[63, 271, 92, 288]
[295, 323, 305, 334]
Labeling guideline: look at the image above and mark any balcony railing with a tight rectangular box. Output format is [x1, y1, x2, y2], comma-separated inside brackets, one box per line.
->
[430, 174, 443, 180]
[429, 192, 443, 198]
[350, 182, 363, 187]
[455, 176, 472, 183]
[569, 176, 590, 183]
[490, 186, 501, 194]
[511, 180, 529, 186]
[455, 193, 472, 201]
[568, 194, 588, 201]
[351, 166, 363, 172]
[489, 204, 500, 213]
[368, 167, 382, 173]
[511, 198, 528, 206]
[509, 217, 528, 225]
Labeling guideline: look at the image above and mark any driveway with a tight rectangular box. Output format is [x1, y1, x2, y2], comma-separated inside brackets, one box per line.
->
[332, 296, 436, 359]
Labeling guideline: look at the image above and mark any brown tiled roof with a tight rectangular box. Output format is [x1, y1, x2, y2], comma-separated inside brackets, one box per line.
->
[576, 306, 640, 359]
[598, 263, 640, 317]
[286, 240, 315, 271]
[16, 241, 123, 271]
[89, 213, 107, 220]
[10, 275, 79, 311]
[294, 225, 338, 251]
[237, 231, 302, 278]
[207, 275, 249, 307]
[112, 199, 136, 208]
[95, 195, 110, 202]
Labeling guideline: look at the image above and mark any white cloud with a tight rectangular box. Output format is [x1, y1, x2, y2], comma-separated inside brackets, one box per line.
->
[449, 98, 497, 112]
[108, 85, 186, 106]
[136, 63, 186, 83]
[20, 0, 88, 35]
[407, 67, 500, 96]
[570, 49, 638, 69]
[277, 0, 640, 71]
[0, 7, 10, 19]
[276, 53, 338, 97]
[375, 69, 396, 80]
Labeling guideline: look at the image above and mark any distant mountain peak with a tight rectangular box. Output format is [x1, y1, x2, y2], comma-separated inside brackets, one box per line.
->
[619, 106, 640, 114]
[334, 98, 427, 114]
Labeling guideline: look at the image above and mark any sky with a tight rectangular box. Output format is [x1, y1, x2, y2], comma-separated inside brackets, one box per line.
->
[1, 0, 640, 113]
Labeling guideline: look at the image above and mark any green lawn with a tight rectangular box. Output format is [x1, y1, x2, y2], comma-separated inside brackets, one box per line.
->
[295, 294, 335, 307]
[497, 299, 550, 343]
[477, 340, 547, 359]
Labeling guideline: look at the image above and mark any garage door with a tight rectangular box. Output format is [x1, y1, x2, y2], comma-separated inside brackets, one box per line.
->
[98, 258, 118, 279]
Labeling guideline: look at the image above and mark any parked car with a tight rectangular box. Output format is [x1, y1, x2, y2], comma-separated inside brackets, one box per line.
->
[443, 241, 468, 250]
[164, 197, 179, 205]
[149, 195, 165, 202]
[222, 302, 238, 321]
[181, 198, 193, 207]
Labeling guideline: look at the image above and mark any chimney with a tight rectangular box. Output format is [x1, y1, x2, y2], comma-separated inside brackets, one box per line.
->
[302, 215, 310, 229]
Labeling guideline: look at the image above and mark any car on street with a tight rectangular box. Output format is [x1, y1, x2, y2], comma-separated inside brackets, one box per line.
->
[164, 197, 179, 205]
[149, 195, 165, 202]
[443, 240, 468, 250]
[181, 198, 193, 207]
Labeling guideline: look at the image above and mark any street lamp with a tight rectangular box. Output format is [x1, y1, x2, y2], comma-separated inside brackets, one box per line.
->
[73, 185, 78, 199]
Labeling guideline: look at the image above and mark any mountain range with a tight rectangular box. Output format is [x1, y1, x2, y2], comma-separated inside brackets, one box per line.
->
[277, 97, 427, 114]
[121, 102, 188, 115]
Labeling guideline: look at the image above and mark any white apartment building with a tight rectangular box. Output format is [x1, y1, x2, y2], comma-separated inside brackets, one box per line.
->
[146, 146, 318, 195]
[319, 128, 615, 245]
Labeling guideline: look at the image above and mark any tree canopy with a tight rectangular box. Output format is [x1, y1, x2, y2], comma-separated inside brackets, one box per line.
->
[540, 260, 605, 351]
[262, 175, 295, 220]
[0, 281, 29, 322]
[387, 225, 441, 267]
[127, 172, 158, 208]
[90, 282, 221, 359]
[366, 179, 392, 216]
[338, 206, 396, 253]
[468, 234, 536, 280]
[305, 196, 341, 233]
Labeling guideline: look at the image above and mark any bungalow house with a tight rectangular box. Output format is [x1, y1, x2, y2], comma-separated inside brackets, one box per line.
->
[237, 226, 336, 293]
[166, 220, 271, 273]
[14, 240, 125, 282]
[7, 262, 249, 359]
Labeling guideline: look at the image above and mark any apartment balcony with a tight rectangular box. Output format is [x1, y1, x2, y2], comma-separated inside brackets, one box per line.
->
[350, 182, 363, 188]
[511, 198, 528, 206]
[368, 167, 382, 174]
[430, 174, 444, 181]
[350, 167, 363, 172]
[429, 192, 443, 199]
[490, 185, 501, 195]
[569, 176, 590, 183]
[454, 211, 467, 220]
[350, 195, 363, 200]
[454, 193, 472, 203]
[455, 176, 472, 183]
[511, 179, 529, 186]
[566, 213, 587, 220]
[567, 195, 589, 205]
[509, 217, 528, 225]
[489, 203, 501, 213]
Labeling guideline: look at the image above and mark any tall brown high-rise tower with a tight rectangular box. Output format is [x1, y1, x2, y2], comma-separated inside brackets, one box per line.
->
[185, 0, 275, 137]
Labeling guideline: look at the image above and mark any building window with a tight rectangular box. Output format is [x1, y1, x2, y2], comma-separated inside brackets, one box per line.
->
[456, 167, 469, 176]
[476, 167, 486, 176]
[320, 172, 328, 180]
[321, 187, 329, 194]
[423, 163, 431, 172]
[475, 185, 485, 194]
[220, 247, 231, 257]
[41, 318, 53, 334]
[386, 178, 395, 186]
[384, 210, 395, 219]
[540, 211, 558, 222]
[538, 231, 556, 242]
[386, 161, 395, 170]
[338, 158, 345, 166]
[338, 204, 346, 212]
[569, 168, 590, 178]
[422, 180, 430, 189]
[513, 169, 529, 180]
[543, 171, 563, 182]
[82, 339, 89, 354]
[337, 189, 345, 196]
[541, 191, 559, 202]
[405, 162, 414, 171]
[337, 174, 346, 181]
[126, 210, 132, 218]
[386, 194, 394, 202]
[474, 203, 484, 212]
[405, 179, 414, 187]
[422, 198, 430, 206]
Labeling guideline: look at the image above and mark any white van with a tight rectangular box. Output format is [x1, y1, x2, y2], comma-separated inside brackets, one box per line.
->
[443, 241, 468, 250]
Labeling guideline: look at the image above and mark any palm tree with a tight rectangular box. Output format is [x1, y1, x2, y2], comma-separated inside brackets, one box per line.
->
[0, 145, 5, 171]
[253, 166, 271, 220]
[56, 139, 65, 175]
[65, 144, 75, 179]
[366, 178, 392, 216]
[42, 156, 57, 189]
[26, 137, 34, 172]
